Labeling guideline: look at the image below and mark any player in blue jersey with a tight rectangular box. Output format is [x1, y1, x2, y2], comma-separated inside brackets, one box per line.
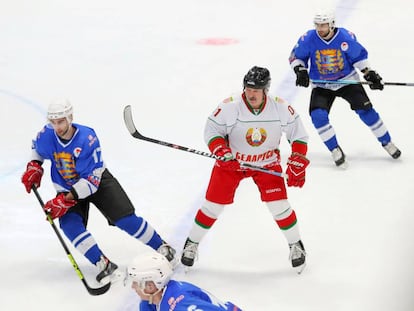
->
[21, 99, 176, 283]
[127, 252, 242, 311]
[289, 10, 401, 167]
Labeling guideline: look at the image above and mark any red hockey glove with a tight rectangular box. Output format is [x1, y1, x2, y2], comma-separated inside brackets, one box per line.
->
[44, 193, 77, 220]
[21, 161, 44, 193]
[215, 146, 240, 171]
[286, 153, 310, 188]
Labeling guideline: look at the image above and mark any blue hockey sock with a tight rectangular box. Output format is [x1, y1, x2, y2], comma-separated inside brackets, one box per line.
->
[59, 212, 102, 264]
[311, 108, 339, 151]
[115, 214, 163, 250]
[356, 108, 391, 145]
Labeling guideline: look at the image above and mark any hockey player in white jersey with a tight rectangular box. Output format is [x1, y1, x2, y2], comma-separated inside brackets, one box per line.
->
[180, 66, 310, 273]
[289, 10, 401, 167]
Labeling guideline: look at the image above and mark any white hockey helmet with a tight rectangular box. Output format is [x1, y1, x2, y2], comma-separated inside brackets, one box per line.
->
[127, 252, 173, 290]
[47, 98, 73, 120]
[313, 10, 335, 31]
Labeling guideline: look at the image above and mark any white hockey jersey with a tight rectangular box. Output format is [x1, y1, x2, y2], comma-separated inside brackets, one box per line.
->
[205, 93, 309, 167]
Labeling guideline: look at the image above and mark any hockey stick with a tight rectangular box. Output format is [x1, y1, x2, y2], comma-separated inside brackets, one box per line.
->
[32, 186, 111, 296]
[311, 79, 414, 87]
[123, 105, 286, 178]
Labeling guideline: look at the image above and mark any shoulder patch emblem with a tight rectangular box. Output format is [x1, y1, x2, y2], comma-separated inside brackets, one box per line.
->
[341, 42, 349, 51]
[222, 96, 233, 103]
[274, 96, 286, 104]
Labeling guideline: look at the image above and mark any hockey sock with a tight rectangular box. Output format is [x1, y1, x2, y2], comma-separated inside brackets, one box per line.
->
[187, 209, 217, 243]
[115, 214, 163, 250]
[188, 201, 224, 242]
[311, 108, 339, 151]
[356, 108, 391, 145]
[59, 212, 103, 264]
[267, 200, 301, 244]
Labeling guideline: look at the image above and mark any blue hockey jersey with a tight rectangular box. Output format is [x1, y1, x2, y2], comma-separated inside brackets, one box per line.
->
[31, 123, 105, 198]
[289, 27, 370, 85]
[139, 280, 242, 311]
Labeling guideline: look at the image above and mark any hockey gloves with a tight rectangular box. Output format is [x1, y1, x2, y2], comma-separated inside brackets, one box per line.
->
[215, 146, 240, 171]
[44, 193, 77, 220]
[21, 160, 44, 193]
[363, 70, 384, 90]
[294, 65, 310, 87]
[286, 153, 310, 188]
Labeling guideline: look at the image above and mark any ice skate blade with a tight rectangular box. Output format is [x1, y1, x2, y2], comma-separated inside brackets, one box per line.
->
[99, 268, 125, 285]
[184, 267, 191, 274]
[169, 257, 180, 270]
[336, 161, 348, 169]
[294, 263, 306, 275]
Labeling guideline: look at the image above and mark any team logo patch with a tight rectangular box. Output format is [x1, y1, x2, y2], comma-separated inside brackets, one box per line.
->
[53, 151, 78, 183]
[73, 147, 82, 157]
[341, 42, 349, 51]
[246, 128, 267, 147]
[315, 49, 345, 75]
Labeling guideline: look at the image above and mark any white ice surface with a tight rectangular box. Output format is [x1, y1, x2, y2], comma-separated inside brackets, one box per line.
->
[1, 0, 413, 310]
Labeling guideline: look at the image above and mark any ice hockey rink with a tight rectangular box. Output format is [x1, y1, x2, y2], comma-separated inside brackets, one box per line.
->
[1, 0, 413, 310]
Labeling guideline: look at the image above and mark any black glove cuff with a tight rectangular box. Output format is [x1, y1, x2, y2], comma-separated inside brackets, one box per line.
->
[294, 65, 305, 74]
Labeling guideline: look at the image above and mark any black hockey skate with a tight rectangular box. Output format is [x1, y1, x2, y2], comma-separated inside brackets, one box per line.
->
[96, 255, 119, 283]
[158, 241, 178, 267]
[383, 142, 401, 159]
[289, 240, 306, 274]
[181, 238, 199, 267]
[331, 146, 347, 168]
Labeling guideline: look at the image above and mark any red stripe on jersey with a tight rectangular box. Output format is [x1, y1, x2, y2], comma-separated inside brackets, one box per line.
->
[194, 209, 217, 229]
[275, 210, 297, 230]
[213, 108, 222, 117]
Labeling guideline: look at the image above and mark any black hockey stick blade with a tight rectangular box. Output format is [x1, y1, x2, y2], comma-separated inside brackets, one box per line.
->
[32, 186, 111, 296]
[83, 279, 111, 296]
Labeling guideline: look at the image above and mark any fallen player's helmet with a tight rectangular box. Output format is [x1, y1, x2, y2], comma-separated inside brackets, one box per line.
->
[127, 252, 173, 289]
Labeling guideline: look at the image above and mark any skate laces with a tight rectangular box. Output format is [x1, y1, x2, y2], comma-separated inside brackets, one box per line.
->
[183, 240, 198, 259]
[383, 142, 397, 154]
[158, 243, 176, 262]
[96, 255, 119, 282]
[96, 256, 109, 272]
[289, 242, 305, 260]
[331, 147, 344, 162]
